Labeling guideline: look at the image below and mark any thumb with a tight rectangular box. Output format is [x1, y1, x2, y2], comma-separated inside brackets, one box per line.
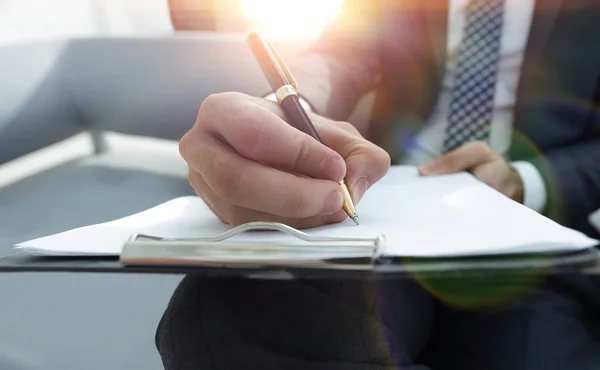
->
[314, 118, 391, 203]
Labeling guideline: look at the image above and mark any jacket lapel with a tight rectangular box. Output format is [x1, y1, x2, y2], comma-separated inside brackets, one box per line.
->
[513, 0, 564, 136]
[521, 0, 564, 77]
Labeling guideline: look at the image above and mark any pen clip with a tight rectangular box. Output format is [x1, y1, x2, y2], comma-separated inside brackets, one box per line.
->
[265, 39, 298, 90]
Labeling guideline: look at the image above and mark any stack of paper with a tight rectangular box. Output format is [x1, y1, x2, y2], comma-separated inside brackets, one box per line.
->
[15, 166, 598, 257]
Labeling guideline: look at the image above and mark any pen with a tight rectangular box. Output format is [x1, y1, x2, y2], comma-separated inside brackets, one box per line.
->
[246, 31, 359, 225]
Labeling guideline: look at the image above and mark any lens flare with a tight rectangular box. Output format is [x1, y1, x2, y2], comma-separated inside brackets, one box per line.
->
[238, 0, 344, 40]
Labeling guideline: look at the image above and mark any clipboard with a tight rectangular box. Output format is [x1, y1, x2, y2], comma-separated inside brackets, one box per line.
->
[2, 221, 599, 280]
[120, 222, 384, 271]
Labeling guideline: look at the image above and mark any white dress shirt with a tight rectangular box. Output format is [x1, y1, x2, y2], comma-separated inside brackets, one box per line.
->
[406, 0, 546, 212]
[271, 0, 547, 212]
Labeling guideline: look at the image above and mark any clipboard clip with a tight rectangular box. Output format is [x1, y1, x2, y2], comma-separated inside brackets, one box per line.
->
[120, 222, 386, 270]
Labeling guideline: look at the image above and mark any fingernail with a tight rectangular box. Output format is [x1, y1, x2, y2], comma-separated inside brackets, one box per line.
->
[321, 189, 344, 215]
[320, 157, 346, 181]
[352, 177, 370, 204]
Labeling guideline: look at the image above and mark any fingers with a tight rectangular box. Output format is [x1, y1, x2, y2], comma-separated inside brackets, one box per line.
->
[188, 170, 347, 227]
[180, 131, 344, 219]
[198, 93, 346, 182]
[418, 141, 497, 176]
[182, 91, 392, 226]
[186, 168, 229, 224]
[314, 118, 391, 203]
[471, 162, 525, 202]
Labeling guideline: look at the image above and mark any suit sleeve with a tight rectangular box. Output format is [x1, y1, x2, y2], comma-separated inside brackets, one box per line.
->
[528, 138, 600, 237]
[514, 74, 600, 237]
[287, 0, 385, 120]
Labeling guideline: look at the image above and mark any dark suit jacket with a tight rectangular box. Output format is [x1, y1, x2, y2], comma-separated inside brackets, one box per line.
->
[290, 0, 600, 237]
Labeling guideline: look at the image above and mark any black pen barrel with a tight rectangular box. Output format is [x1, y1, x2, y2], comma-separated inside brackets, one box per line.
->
[280, 95, 323, 143]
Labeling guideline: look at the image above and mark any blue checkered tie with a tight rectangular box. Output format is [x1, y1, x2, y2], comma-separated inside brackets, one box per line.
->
[442, 0, 506, 153]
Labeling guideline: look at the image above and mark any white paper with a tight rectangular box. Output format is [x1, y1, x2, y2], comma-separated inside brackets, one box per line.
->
[16, 166, 598, 257]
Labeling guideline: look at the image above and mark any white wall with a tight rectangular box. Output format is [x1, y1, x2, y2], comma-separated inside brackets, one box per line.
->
[0, 0, 174, 45]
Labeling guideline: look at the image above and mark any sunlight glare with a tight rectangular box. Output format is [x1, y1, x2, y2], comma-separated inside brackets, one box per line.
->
[238, 0, 344, 40]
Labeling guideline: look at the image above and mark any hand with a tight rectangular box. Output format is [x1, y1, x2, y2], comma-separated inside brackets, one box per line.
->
[179, 92, 391, 228]
[418, 141, 524, 203]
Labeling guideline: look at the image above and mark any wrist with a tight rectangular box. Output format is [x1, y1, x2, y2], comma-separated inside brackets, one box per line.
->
[511, 161, 547, 212]
[509, 166, 525, 204]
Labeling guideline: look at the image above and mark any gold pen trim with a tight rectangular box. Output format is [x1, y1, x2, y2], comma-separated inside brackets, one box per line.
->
[275, 84, 298, 103]
[339, 180, 359, 224]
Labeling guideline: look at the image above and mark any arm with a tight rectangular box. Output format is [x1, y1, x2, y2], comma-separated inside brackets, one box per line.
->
[512, 79, 600, 237]
[527, 139, 600, 237]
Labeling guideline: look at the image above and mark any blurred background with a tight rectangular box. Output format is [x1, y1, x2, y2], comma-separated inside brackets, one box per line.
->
[0, 0, 352, 44]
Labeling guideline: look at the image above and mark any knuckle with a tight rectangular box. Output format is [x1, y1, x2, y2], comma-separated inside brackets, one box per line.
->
[201, 92, 240, 109]
[199, 92, 243, 124]
[374, 146, 392, 168]
[178, 131, 197, 161]
[180, 133, 212, 170]
[291, 135, 311, 170]
[471, 141, 492, 156]
[199, 93, 224, 114]
[336, 120, 360, 135]
[345, 139, 369, 159]
[358, 145, 390, 183]
[359, 141, 390, 163]
[373, 148, 392, 179]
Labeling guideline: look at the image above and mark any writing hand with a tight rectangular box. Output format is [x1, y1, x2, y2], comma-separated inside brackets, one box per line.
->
[418, 141, 524, 203]
[179, 92, 390, 228]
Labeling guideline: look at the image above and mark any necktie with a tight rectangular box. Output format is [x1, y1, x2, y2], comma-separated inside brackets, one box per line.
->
[442, 0, 506, 153]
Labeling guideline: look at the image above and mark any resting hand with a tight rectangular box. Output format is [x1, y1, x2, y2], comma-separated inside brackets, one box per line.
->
[179, 92, 390, 228]
[418, 141, 524, 203]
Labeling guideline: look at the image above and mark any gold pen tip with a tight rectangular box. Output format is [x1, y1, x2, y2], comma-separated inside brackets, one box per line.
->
[350, 215, 359, 225]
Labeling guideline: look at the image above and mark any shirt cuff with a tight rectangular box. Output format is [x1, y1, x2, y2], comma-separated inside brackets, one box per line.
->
[511, 160, 547, 213]
[264, 93, 314, 112]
